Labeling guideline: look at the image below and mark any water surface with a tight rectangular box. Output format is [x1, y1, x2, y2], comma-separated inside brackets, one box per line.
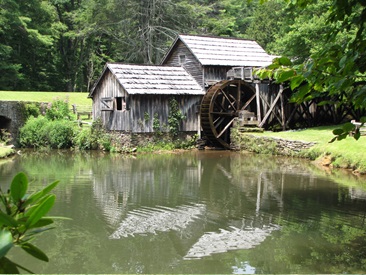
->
[1, 150, 366, 274]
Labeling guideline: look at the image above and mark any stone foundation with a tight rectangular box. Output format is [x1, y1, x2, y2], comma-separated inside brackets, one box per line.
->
[231, 129, 316, 156]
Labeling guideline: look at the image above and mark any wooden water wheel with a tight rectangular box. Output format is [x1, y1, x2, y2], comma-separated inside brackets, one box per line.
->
[200, 79, 256, 149]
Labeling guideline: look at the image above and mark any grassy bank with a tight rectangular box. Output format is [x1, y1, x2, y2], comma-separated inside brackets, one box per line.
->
[0, 146, 15, 158]
[0, 91, 91, 106]
[248, 125, 366, 173]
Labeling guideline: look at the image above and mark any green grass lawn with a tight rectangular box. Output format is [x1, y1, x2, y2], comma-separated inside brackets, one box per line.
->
[0, 91, 91, 106]
[252, 125, 366, 173]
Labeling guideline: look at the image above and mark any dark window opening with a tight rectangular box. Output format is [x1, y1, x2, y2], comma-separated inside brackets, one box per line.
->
[116, 97, 125, 111]
[179, 55, 186, 65]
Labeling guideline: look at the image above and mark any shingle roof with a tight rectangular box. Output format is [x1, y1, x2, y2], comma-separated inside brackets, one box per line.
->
[108, 63, 204, 95]
[162, 34, 274, 67]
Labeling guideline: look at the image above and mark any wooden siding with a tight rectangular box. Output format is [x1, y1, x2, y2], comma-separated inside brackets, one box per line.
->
[203, 66, 231, 86]
[92, 70, 127, 122]
[162, 41, 204, 89]
[92, 72, 202, 133]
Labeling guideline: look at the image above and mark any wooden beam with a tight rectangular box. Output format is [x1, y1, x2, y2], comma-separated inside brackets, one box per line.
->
[259, 93, 283, 125]
[255, 82, 262, 123]
[259, 85, 284, 128]
[281, 91, 286, 130]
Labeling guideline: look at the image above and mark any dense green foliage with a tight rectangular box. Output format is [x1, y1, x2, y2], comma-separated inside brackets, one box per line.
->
[256, 0, 366, 111]
[1, 0, 365, 117]
[0, 172, 60, 273]
[19, 116, 76, 149]
[168, 98, 186, 138]
[2, 0, 261, 91]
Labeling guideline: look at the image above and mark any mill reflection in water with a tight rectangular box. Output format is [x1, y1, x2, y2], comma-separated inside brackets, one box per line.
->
[1, 150, 366, 274]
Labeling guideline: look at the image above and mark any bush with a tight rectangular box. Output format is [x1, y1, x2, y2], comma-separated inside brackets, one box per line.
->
[19, 116, 49, 148]
[46, 120, 75, 149]
[24, 103, 41, 119]
[45, 98, 72, 121]
[73, 119, 111, 150]
[19, 117, 76, 148]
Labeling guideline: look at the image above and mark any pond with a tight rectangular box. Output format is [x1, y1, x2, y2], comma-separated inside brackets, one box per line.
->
[1, 150, 366, 274]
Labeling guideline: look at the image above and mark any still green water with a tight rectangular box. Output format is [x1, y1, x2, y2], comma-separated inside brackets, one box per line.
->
[1, 150, 366, 274]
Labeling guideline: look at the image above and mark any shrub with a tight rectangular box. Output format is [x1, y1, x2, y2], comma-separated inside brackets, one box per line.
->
[19, 117, 76, 149]
[24, 103, 41, 119]
[73, 118, 111, 150]
[45, 98, 72, 121]
[46, 120, 75, 149]
[168, 98, 185, 138]
[73, 128, 96, 150]
[19, 116, 49, 148]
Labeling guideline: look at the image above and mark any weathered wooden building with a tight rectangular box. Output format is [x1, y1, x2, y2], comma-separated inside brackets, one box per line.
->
[161, 34, 274, 88]
[89, 63, 204, 133]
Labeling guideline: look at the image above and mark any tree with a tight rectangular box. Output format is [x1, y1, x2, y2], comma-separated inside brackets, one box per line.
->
[257, 0, 366, 109]
[255, 0, 366, 139]
[0, 0, 57, 90]
[245, 0, 285, 51]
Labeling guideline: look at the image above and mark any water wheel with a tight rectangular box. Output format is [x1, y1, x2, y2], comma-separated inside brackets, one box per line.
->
[200, 79, 256, 149]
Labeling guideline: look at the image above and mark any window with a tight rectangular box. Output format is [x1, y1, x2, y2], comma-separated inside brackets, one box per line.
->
[115, 97, 126, 111]
[179, 54, 186, 65]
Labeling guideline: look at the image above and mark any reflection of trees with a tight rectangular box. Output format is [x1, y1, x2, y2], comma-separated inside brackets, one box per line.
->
[4, 150, 366, 273]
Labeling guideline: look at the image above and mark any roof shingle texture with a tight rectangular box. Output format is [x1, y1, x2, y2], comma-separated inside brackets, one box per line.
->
[179, 35, 274, 67]
[108, 64, 205, 95]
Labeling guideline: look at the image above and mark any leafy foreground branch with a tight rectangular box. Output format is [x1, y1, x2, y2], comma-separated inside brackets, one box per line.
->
[0, 172, 64, 273]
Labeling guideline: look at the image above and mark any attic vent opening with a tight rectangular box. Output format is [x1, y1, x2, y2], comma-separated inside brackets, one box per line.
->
[179, 55, 186, 65]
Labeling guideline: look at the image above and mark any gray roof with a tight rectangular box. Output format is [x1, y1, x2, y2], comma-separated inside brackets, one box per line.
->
[162, 34, 274, 67]
[102, 63, 204, 95]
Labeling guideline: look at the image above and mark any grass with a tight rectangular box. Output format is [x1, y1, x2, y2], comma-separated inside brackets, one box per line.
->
[0, 91, 91, 106]
[0, 146, 15, 158]
[250, 125, 366, 173]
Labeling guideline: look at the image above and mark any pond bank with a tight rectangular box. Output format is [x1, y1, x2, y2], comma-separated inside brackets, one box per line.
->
[0, 146, 15, 158]
[230, 126, 366, 175]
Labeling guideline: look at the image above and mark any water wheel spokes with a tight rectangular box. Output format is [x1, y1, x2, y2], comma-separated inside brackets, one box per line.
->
[200, 80, 255, 149]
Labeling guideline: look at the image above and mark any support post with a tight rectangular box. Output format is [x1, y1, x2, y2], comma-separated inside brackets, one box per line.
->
[280, 87, 286, 130]
[255, 82, 261, 123]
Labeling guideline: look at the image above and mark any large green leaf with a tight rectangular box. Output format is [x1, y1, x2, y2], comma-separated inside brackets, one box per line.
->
[23, 180, 59, 208]
[10, 172, 28, 202]
[27, 218, 54, 229]
[275, 69, 296, 83]
[290, 75, 305, 90]
[25, 193, 55, 218]
[332, 128, 344, 135]
[0, 211, 18, 227]
[25, 195, 55, 229]
[21, 242, 49, 262]
[342, 122, 355, 132]
[278, 56, 292, 66]
[0, 229, 13, 258]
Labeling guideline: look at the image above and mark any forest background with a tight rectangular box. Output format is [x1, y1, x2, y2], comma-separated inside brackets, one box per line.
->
[1, 0, 365, 111]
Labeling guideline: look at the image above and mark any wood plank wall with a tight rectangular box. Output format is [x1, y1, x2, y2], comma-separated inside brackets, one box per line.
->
[203, 66, 231, 85]
[162, 41, 204, 88]
[92, 70, 202, 133]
